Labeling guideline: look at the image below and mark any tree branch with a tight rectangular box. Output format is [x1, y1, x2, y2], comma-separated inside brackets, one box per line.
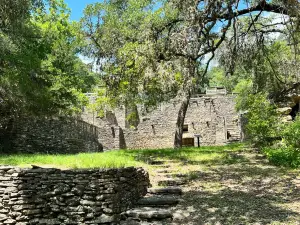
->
[218, 1, 293, 20]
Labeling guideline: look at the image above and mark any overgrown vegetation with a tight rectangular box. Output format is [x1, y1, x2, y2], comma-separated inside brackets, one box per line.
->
[81, 0, 300, 147]
[239, 93, 280, 146]
[206, 9, 300, 168]
[263, 117, 300, 168]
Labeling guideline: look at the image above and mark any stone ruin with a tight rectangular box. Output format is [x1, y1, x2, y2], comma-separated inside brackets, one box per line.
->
[81, 87, 243, 150]
[1, 88, 244, 153]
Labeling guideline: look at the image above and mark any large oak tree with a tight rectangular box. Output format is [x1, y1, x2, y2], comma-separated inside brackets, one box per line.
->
[82, 0, 300, 148]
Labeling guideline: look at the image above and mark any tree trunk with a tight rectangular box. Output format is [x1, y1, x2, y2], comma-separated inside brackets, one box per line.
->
[173, 58, 196, 148]
[174, 94, 190, 148]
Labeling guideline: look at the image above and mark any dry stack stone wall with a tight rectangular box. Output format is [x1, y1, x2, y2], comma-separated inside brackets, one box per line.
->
[0, 166, 149, 224]
[2, 117, 113, 154]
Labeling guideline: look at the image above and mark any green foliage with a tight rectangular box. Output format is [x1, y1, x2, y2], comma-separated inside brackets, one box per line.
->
[208, 67, 236, 91]
[234, 79, 253, 111]
[81, 0, 196, 117]
[282, 117, 300, 149]
[243, 93, 280, 146]
[264, 147, 300, 168]
[0, 0, 96, 120]
[265, 117, 300, 168]
[88, 88, 110, 118]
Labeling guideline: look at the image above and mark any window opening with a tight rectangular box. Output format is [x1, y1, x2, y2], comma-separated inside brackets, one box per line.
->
[183, 124, 189, 132]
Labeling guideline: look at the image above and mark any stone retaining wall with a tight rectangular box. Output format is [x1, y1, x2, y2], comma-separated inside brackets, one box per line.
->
[1, 116, 115, 154]
[0, 166, 149, 224]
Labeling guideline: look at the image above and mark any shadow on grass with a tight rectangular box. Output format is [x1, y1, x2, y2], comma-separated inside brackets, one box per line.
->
[179, 162, 300, 224]
[182, 164, 288, 184]
[182, 188, 299, 225]
[181, 153, 251, 166]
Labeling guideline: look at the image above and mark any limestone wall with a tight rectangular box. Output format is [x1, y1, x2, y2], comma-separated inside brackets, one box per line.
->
[3, 117, 99, 154]
[185, 96, 239, 145]
[80, 111, 122, 150]
[81, 95, 240, 150]
[1, 116, 120, 154]
[123, 96, 240, 149]
[0, 166, 149, 224]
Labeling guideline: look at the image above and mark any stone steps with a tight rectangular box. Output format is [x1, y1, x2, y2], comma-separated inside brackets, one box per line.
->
[157, 178, 186, 186]
[137, 196, 182, 207]
[121, 218, 173, 225]
[122, 164, 184, 224]
[148, 160, 178, 165]
[124, 207, 173, 220]
[154, 169, 176, 173]
[148, 187, 182, 195]
[151, 164, 171, 168]
[164, 173, 186, 179]
[121, 186, 183, 224]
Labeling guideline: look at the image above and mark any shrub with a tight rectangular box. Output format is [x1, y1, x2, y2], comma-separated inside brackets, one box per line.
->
[243, 93, 280, 146]
[264, 116, 300, 168]
[282, 116, 300, 149]
[264, 147, 300, 168]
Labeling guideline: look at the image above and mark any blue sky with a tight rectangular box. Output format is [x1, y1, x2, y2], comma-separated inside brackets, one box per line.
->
[64, 1, 255, 21]
[65, 0, 101, 21]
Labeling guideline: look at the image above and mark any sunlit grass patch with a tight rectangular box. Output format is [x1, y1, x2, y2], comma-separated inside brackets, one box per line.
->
[0, 143, 246, 169]
[0, 151, 144, 169]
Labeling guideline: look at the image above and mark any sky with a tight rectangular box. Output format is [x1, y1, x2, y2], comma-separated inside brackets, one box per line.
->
[64, 0, 101, 21]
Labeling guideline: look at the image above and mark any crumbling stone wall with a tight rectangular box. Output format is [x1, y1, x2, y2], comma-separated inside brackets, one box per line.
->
[0, 166, 149, 224]
[122, 96, 240, 149]
[82, 95, 241, 150]
[80, 111, 126, 150]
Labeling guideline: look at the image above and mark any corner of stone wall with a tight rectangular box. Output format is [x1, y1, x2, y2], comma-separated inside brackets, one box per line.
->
[0, 166, 150, 224]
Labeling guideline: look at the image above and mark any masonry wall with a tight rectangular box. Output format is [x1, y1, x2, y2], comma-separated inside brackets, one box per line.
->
[0, 116, 120, 154]
[80, 111, 124, 150]
[185, 96, 239, 145]
[0, 166, 149, 224]
[2, 117, 100, 154]
[122, 96, 240, 149]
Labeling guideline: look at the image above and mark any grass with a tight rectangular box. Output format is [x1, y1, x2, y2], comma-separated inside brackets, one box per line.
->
[0, 151, 142, 169]
[159, 145, 300, 224]
[2, 142, 300, 223]
[0, 143, 245, 169]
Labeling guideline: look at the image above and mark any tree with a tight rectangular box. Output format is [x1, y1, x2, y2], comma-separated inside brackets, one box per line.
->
[33, 0, 96, 115]
[0, 0, 97, 151]
[82, 0, 300, 148]
[81, 0, 184, 122]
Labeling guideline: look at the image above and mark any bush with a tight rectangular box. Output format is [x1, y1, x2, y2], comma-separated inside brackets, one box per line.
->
[264, 147, 300, 168]
[243, 93, 280, 146]
[264, 116, 300, 168]
[282, 116, 300, 149]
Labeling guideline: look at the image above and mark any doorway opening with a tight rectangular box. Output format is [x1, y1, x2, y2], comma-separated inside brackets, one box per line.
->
[289, 103, 299, 120]
[182, 138, 194, 147]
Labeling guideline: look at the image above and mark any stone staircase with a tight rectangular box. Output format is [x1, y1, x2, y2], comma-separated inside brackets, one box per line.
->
[120, 162, 185, 224]
[226, 117, 241, 143]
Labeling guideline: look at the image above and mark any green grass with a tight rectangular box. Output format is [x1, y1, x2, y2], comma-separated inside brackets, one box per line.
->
[0, 151, 143, 169]
[0, 143, 246, 169]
